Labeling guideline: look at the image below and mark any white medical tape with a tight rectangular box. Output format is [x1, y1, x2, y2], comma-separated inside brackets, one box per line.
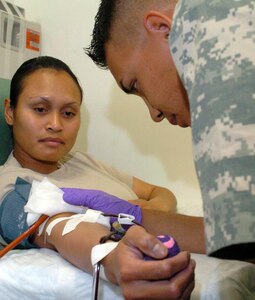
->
[45, 209, 110, 236]
[91, 242, 118, 265]
[45, 216, 71, 236]
[38, 218, 49, 236]
[91, 242, 119, 281]
[62, 210, 109, 236]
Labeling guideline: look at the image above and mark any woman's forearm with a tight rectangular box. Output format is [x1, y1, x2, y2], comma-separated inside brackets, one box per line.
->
[33, 213, 110, 273]
[33, 208, 205, 277]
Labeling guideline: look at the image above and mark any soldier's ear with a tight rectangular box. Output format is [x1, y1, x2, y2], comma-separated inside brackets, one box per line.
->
[144, 11, 171, 37]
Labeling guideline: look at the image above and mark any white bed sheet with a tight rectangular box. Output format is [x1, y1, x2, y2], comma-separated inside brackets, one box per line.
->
[0, 248, 122, 300]
[0, 248, 254, 300]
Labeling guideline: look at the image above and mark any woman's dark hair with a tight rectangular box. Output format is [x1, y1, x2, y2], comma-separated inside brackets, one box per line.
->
[10, 56, 83, 108]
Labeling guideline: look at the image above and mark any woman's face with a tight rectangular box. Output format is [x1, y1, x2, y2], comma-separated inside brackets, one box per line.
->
[5, 68, 81, 173]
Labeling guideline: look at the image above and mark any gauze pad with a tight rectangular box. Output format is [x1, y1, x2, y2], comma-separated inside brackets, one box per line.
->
[24, 178, 86, 226]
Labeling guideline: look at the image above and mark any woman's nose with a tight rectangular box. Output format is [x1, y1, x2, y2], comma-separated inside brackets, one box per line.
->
[46, 112, 63, 132]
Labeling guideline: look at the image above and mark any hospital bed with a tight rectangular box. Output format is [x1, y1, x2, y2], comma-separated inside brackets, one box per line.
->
[0, 86, 254, 299]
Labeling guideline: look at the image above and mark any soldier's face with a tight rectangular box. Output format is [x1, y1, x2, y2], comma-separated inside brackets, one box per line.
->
[105, 35, 191, 127]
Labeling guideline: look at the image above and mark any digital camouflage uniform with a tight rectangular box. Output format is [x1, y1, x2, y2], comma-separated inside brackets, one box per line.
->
[170, 0, 255, 256]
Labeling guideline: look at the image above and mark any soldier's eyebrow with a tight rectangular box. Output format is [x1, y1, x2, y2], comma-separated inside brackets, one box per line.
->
[120, 80, 132, 94]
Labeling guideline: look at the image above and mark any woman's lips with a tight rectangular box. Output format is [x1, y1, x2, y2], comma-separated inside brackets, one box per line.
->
[39, 137, 64, 146]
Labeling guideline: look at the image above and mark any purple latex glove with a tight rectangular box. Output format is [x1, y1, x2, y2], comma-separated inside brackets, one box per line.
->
[61, 188, 142, 224]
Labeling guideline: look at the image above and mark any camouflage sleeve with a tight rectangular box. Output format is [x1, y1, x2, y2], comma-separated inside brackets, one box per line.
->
[170, 0, 255, 258]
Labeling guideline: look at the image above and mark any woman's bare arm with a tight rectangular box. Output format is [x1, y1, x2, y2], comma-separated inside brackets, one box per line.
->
[131, 177, 177, 212]
[33, 213, 110, 273]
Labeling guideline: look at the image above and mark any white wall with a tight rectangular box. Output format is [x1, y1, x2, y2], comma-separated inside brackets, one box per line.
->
[13, 0, 203, 214]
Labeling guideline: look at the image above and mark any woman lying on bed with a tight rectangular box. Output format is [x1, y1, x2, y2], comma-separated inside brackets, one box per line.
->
[0, 56, 205, 300]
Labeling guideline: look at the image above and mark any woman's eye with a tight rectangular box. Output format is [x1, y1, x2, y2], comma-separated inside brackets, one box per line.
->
[63, 111, 75, 118]
[34, 107, 46, 113]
